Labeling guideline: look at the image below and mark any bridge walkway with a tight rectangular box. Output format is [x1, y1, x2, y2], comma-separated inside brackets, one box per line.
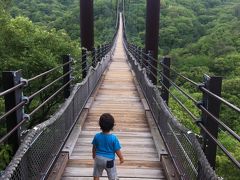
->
[61, 16, 167, 180]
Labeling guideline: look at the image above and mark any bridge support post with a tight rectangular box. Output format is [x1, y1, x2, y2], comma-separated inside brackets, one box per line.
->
[63, 55, 72, 98]
[82, 49, 87, 78]
[147, 50, 153, 78]
[161, 57, 171, 105]
[2, 71, 23, 153]
[100, 45, 103, 61]
[201, 75, 222, 169]
[145, 0, 160, 85]
[140, 48, 144, 68]
[137, 47, 141, 64]
[97, 45, 100, 62]
[92, 48, 96, 67]
[80, 0, 94, 78]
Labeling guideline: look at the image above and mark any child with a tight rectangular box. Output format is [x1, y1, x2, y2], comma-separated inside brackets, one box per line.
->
[92, 113, 124, 180]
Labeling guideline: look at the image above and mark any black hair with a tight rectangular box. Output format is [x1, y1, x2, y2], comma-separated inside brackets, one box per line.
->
[99, 113, 115, 132]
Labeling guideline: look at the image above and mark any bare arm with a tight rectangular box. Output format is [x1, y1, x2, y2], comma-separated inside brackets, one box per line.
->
[116, 150, 124, 164]
[92, 145, 96, 159]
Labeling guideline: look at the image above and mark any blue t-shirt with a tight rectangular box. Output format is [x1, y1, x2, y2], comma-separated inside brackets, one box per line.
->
[92, 132, 121, 159]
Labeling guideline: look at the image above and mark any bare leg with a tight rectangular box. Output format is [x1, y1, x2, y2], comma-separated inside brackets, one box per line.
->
[94, 177, 100, 180]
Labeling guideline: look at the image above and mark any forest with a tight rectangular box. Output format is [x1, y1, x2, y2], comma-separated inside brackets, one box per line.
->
[0, 0, 240, 179]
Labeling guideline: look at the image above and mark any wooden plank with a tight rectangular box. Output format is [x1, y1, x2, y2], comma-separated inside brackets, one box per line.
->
[76, 137, 154, 144]
[63, 167, 165, 178]
[83, 127, 150, 132]
[145, 111, 168, 156]
[84, 97, 94, 109]
[47, 152, 68, 180]
[69, 155, 159, 162]
[67, 159, 161, 169]
[62, 178, 164, 180]
[72, 147, 157, 154]
[161, 155, 179, 180]
[142, 98, 150, 111]
[80, 131, 152, 137]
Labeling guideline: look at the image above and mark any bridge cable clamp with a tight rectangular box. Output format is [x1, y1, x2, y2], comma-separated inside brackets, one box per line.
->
[197, 83, 206, 91]
[20, 78, 28, 87]
[23, 113, 30, 122]
[70, 75, 75, 81]
[196, 101, 204, 109]
[22, 96, 30, 104]
[195, 118, 203, 126]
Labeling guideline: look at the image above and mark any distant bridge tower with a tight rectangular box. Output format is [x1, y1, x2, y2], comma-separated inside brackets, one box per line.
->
[145, 0, 160, 84]
[80, 0, 94, 78]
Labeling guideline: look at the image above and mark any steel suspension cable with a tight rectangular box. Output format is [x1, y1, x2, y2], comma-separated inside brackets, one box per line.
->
[28, 60, 72, 82]
[0, 83, 24, 97]
[198, 123, 240, 169]
[159, 70, 198, 104]
[28, 70, 72, 100]
[0, 79, 73, 145]
[0, 101, 26, 123]
[198, 104, 240, 142]
[0, 117, 27, 145]
[158, 84, 198, 121]
[200, 86, 240, 113]
[29, 79, 73, 117]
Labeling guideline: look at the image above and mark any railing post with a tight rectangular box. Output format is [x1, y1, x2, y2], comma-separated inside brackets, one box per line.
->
[82, 48, 87, 79]
[103, 44, 106, 57]
[63, 55, 71, 98]
[107, 43, 110, 54]
[92, 47, 96, 67]
[147, 50, 153, 78]
[134, 45, 138, 58]
[140, 48, 144, 68]
[201, 75, 222, 169]
[137, 47, 141, 64]
[2, 71, 23, 153]
[161, 57, 171, 105]
[97, 45, 101, 62]
[142, 48, 147, 69]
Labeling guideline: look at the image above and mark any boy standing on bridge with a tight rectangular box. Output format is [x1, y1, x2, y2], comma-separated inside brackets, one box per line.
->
[92, 113, 124, 180]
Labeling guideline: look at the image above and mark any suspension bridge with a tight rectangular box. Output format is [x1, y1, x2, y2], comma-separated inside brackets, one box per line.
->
[1, 1, 240, 180]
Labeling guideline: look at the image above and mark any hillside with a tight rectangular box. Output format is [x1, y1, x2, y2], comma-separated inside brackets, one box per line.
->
[10, 0, 118, 43]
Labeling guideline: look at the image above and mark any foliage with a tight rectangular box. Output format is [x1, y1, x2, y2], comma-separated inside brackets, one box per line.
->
[216, 132, 240, 179]
[10, 0, 118, 44]
[169, 88, 201, 134]
[0, 2, 81, 171]
[94, 0, 118, 45]
[0, 144, 12, 170]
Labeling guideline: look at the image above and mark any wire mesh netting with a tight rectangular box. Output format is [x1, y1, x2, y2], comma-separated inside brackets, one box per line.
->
[125, 44, 218, 180]
[1, 50, 113, 179]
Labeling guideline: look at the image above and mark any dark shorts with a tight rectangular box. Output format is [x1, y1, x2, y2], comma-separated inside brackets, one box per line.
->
[93, 155, 117, 180]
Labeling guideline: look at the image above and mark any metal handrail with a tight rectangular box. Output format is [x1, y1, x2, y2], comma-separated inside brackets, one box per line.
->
[123, 25, 240, 172]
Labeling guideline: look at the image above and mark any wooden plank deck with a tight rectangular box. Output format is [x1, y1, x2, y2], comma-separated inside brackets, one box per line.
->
[61, 15, 166, 180]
